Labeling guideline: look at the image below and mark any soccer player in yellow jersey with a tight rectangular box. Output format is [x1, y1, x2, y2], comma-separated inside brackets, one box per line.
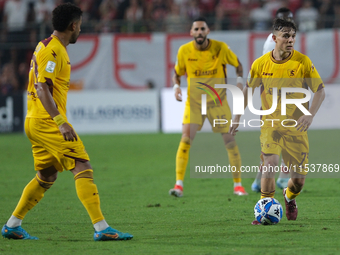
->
[230, 19, 325, 224]
[169, 17, 248, 197]
[1, 3, 132, 241]
[251, 8, 294, 193]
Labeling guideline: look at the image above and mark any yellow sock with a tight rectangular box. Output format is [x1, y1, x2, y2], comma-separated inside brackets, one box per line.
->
[13, 174, 53, 219]
[261, 190, 275, 199]
[226, 141, 242, 183]
[74, 169, 104, 224]
[176, 137, 191, 181]
[286, 187, 300, 200]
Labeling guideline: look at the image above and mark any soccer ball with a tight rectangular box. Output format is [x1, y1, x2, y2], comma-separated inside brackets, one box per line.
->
[254, 198, 283, 225]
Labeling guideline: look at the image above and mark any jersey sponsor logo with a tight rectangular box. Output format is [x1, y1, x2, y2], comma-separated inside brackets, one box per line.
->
[262, 72, 273, 76]
[288, 69, 297, 77]
[45, 61, 56, 73]
[188, 58, 198, 61]
[193, 69, 217, 76]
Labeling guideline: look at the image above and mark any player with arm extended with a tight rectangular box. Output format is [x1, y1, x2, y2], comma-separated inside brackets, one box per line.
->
[1, 3, 132, 241]
[252, 7, 295, 193]
[230, 19, 325, 224]
[169, 17, 248, 197]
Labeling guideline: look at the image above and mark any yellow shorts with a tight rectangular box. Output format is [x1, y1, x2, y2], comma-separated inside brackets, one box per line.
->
[260, 128, 309, 175]
[25, 118, 90, 172]
[183, 100, 232, 133]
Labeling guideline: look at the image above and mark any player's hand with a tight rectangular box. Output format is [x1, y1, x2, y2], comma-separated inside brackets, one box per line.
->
[296, 115, 313, 132]
[59, 123, 78, 141]
[174, 87, 182, 101]
[229, 116, 240, 136]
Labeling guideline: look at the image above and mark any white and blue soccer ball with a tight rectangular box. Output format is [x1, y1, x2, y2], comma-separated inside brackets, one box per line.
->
[254, 198, 283, 225]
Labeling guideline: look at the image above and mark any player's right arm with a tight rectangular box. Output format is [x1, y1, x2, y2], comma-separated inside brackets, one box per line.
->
[35, 46, 77, 141]
[35, 82, 77, 141]
[173, 46, 186, 102]
[172, 72, 182, 101]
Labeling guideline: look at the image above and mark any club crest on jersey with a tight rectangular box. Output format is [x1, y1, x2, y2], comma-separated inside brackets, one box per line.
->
[288, 69, 297, 77]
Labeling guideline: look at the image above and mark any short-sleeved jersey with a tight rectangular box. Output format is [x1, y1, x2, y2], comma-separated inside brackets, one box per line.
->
[26, 35, 71, 120]
[247, 50, 324, 132]
[174, 39, 239, 104]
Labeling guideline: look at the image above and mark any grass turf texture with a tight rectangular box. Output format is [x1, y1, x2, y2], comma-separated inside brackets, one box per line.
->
[0, 130, 339, 255]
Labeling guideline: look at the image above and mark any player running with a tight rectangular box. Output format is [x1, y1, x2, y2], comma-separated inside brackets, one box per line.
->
[230, 18, 325, 224]
[251, 7, 295, 193]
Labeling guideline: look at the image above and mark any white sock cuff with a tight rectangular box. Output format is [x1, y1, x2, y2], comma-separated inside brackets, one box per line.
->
[93, 220, 109, 232]
[7, 215, 22, 228]
[176, 180, 183, 187]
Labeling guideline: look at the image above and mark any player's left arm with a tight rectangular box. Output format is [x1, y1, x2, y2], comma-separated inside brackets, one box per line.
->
[223, 43, 243, 90]
[296, 60, 325, 132]
[296, 88, 325, 132]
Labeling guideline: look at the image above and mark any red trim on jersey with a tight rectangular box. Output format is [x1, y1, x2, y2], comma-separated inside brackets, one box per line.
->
[222, 64, 227, 78]
[41, 37, 53, 47]
[64, 154, 88, 163]
[317, 83, 324, 91]
[45, 77, 54, 95]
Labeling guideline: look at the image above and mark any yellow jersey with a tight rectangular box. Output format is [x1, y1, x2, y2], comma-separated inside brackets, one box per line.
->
[26, 35, 71, 120]
[247, 50, 324, 132]
[174, 39, 239, 104]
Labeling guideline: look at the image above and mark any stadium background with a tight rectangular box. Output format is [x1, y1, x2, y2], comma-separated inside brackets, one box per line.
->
[0, 0, 340, 254]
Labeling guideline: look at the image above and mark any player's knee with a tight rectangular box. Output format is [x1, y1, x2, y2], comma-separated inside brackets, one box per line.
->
[225, 140, 236, 149]
[181, 136, 191, 145]
[291, 178, 305, 189]
[74, 169, 94, 180]
[35, 174, 55, 189]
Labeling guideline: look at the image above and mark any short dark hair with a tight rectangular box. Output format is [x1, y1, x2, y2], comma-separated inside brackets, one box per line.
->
[193, 17, 208, 23]
[273, 18, 297, 34]
[276, 7, 293, 20]
[276, 7, 292, 16]
[52, 3, 82, 32]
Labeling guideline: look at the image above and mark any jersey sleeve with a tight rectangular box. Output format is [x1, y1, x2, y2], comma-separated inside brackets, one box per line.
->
[247, 60, 262, 88]
[174, 46, 186, 76]
[222, 43, 239, 67]
[304, 58, 324, 93]
[36, 46, 60, 86]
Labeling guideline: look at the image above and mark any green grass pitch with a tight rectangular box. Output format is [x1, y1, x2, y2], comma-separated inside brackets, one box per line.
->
[0, 130, 339, 255]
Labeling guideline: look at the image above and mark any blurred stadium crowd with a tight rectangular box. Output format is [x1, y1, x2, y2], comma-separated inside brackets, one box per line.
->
[0, 0, 339, 95]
